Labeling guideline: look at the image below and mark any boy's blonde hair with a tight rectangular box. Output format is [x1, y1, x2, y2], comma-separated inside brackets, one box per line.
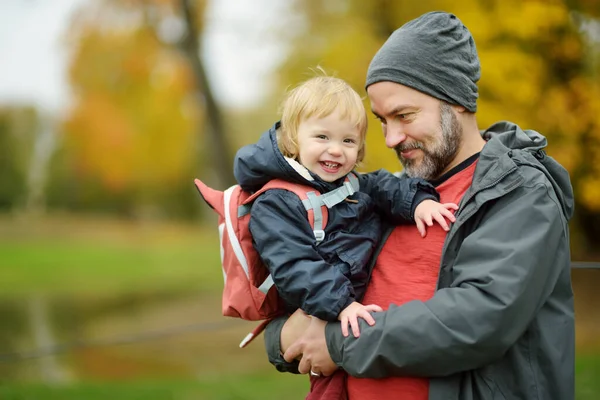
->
[278, 75, 368, 164]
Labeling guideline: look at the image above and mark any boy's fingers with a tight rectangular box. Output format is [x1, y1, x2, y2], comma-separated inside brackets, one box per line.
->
[341, 316, 349, 337]
[416, 219, 426, 237]
[350, 317, 360, 338]
[444, 202, 459, 210]
[434, 213, 449, 231]
[360, 311, 376, 326]
[425, 214, 433, 226]
[365, 304, 383, 313]
[441, 208, 456, 222]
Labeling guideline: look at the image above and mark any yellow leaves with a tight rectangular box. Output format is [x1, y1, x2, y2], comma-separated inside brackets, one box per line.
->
[479, 45, 546, 108]
[360, 107, 411, 174]
[63, 4, 201, 196]
[65, 93, 135, 191]
[580, 178, 600, 211]
[276, 0, 600, 187]
[325, 24, 381, 92]
[494, 1, 569, 40]
[553, 34, 584, 63]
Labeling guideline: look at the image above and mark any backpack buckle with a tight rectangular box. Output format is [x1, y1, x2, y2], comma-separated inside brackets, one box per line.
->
[343, 181, 356, 196]
[313, 229, 325, 242]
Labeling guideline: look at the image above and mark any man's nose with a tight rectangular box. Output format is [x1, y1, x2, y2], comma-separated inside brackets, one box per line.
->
[385, 127, 407, 149]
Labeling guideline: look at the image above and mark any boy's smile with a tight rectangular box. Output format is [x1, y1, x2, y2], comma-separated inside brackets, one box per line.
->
[296, 110, 361, 182]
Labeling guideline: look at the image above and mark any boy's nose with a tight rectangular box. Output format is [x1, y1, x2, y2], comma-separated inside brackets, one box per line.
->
[327, 144, 342, 156]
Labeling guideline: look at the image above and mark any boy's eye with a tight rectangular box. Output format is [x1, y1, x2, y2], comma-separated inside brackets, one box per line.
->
[344, 138, 357, 144]
[316, 134, 328, 139]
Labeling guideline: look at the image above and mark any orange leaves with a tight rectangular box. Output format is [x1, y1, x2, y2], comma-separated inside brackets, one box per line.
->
[62, 1, 201, 196]
[65, 93, 135, 191]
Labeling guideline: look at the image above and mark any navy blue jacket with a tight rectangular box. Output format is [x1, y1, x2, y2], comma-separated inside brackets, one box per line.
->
[233, 122, 438, 321]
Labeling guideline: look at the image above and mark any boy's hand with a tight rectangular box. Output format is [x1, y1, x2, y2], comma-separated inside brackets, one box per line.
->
[414, 200, 458, 237]
[338, 301, 383, 338]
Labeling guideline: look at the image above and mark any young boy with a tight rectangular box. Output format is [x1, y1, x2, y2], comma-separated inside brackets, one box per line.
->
[233, 75, 457, 399]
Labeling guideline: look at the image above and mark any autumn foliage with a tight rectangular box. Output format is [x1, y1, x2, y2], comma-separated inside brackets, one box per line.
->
[1, 0, 595, 252]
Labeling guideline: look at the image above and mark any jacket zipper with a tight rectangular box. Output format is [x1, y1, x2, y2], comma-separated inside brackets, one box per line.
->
[435, 165, 522, 290]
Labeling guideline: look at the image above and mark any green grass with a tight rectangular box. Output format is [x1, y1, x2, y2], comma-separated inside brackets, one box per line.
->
[0, 215, 224, 296]
[0, 357, 598, 400]
[1, 214, 598, 399]
[576, 353, 600, 399]
[0, 372, 309, 400]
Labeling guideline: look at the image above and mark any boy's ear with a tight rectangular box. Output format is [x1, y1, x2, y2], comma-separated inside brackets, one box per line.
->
[357, 142, 366, 163]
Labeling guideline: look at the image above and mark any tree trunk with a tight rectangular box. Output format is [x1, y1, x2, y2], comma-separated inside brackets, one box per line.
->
[28, 294, 71, 383]
[179, 0, 235, 189]
[22, 117, 71, 382]
[24, 116, 58, 214]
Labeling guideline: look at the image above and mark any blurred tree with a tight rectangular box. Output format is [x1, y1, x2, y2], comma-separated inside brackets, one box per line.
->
[273, 0, 600, 256]
[0, 107, 39, 211]
[61, 0, 233, 219]
[24, 115, 59, 214]
[179, 0, 234, 188]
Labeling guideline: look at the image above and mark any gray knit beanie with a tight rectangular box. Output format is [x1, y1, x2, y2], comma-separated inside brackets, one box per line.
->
[366, 11, 480, 112]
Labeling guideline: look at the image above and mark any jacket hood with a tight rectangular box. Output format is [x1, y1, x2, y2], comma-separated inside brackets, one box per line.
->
[233, 122, 345, 193]
[482, 121, 574, 220]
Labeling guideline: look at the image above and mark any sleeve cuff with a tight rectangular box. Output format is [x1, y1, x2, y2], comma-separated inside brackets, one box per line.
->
[264, 316, 301, 374]
[325, 321, 345, 367]
[410, 190, 439, 219]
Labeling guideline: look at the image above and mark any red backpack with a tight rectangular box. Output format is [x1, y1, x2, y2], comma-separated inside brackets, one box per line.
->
[194, 175, 358, 347]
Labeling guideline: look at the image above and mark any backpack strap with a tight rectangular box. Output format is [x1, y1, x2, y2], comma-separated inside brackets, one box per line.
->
[305, 191, 325, 242]
[309, 173, 359, 209]
[239, 173, 360, 243]
[239, 180, 329, 243]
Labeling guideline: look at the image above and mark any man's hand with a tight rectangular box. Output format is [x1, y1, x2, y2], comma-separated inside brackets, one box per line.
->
[280, 308, 312, 355]
[414, 200, 458, 237]
[338, 301, 383, 337]
[283, 317, 338, 377]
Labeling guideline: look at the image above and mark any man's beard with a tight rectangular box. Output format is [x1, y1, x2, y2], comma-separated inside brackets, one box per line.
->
[395, 102, 462, 180]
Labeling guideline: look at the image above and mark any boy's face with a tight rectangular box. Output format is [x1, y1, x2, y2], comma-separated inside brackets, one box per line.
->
[296, 110, 361, 182]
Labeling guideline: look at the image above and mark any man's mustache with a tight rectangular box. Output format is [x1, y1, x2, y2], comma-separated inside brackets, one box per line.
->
[394, 142, 425, 155]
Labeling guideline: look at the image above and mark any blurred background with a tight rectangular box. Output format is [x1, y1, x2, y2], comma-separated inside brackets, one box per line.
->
[0, 0, 599, 399]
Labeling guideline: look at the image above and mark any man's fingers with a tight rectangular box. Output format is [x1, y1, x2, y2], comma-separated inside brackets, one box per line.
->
[283, 342, 303, 363]
[297, 354, 311, 375]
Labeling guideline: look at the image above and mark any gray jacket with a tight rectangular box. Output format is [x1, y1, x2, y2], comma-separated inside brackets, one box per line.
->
[265, 121, 575, 400]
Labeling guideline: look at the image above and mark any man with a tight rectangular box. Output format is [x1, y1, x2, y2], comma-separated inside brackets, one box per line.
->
[263, 11, 575, 400]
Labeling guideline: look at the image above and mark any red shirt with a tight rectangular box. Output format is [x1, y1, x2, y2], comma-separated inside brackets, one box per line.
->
[347, 160, 477, 400]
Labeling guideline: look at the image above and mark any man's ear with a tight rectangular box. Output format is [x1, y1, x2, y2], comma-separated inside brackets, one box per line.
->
[453, 104, 467, 114]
